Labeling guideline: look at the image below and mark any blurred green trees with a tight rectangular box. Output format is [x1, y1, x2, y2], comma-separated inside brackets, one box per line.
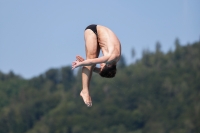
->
[0, 40, 199, 133]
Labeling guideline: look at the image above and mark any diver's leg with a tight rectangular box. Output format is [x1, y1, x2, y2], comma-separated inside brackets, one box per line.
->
[80, 29, 100, 107]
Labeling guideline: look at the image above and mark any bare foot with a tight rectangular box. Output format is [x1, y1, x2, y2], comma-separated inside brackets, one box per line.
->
[80, 91, 92, 107]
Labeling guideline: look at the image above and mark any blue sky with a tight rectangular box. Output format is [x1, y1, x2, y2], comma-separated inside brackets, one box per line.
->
[0, 0, 199, 79]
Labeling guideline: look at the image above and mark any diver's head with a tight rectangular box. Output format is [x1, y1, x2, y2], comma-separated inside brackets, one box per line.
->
[99, 63, 117, 78]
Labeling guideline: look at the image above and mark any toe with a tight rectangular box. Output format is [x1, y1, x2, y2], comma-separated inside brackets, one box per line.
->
[86, 102, 92, 107]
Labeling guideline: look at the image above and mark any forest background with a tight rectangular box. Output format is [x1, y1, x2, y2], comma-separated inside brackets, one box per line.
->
[0, 40, 200, 133]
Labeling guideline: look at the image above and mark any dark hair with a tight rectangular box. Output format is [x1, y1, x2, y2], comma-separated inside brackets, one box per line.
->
[99, 64, 117, 78]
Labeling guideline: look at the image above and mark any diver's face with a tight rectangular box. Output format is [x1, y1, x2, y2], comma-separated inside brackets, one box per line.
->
[100, 63, 112, 72]
[100, 63, 106, 71]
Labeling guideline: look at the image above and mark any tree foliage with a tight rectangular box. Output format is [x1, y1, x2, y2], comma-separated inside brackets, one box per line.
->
[0, 40, 199, 133]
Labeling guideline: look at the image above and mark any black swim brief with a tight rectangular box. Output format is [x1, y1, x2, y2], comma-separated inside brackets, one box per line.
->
[85, 24, 98, 36]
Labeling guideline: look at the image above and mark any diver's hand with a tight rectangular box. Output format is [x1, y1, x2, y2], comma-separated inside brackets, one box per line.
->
[72, 60, 81, 70]
[76, 55, 84, 62]
[72, 55, 84, 70]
